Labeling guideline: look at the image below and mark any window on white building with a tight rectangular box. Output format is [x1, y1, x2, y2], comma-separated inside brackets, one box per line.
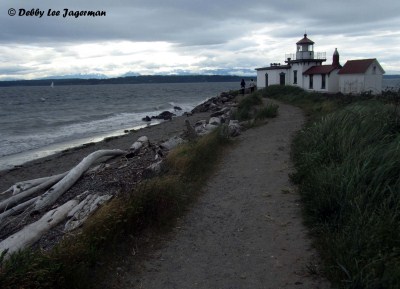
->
[321, 74, 326, 89]
[293, 70, 297, 84]
[309, 75, 313, 89]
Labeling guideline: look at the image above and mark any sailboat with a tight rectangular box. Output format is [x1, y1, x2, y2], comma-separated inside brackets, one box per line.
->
[50, 81, 54, 88]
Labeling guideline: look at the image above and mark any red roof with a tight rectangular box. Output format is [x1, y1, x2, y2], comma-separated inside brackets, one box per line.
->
[338, 59, 376, 74]
[303, 65, 339, 75]
[296, 34, 314, 45]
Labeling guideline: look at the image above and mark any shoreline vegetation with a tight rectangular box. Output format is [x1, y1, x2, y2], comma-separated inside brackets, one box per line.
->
[0, 89, 278, 289]
[266, 85, 400, 288]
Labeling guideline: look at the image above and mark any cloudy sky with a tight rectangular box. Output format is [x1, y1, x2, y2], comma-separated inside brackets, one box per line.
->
[1, 0, 399, 80]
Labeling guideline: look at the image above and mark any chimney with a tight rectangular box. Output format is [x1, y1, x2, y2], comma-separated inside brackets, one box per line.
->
[332, 48, 340, 68]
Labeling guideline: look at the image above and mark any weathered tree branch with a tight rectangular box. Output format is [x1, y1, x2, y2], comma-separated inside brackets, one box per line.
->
[0, 172, 68, 213]
[0, 200, 78, 259]
[0, 196, 39, 224]
[33, 150, 126, 211]
[1, 175, 57, 196]
[64, 194, 113, 232]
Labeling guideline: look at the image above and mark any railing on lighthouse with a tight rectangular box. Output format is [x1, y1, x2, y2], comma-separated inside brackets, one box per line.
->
[284, 52, 326, 62]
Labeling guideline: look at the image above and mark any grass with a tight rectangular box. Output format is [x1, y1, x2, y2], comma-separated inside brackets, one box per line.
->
[233, 90, 279, 122]
[0, 128, 232, 289]
[260, 85, 343, 119]
[265, 84, 400, 288]
[255, 103, 279, 120]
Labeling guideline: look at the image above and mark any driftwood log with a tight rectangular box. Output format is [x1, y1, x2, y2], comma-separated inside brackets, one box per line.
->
[64, 194, 113, 232]
[1, 175, 59, 196]
[0, 197, 39, 224]
[34, 149, 126, 211]
[0, 200, 78, 259]
[130, 136, 149, 154]
[0, 172, 68, 213]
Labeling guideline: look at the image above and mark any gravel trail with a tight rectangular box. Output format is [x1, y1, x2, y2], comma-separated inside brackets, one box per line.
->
[104, 100, 330, 289]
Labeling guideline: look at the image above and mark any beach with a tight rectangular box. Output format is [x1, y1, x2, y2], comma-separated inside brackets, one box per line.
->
[0, 111, 211, 196]
[0, 94, 332, 288]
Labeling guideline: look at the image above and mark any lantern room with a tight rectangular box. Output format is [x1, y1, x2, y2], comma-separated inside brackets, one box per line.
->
[296, 34, 314, 60]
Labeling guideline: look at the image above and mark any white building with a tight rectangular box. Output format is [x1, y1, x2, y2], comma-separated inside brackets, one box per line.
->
[255, 34, 385, 94]
[338, 59, 385, 94]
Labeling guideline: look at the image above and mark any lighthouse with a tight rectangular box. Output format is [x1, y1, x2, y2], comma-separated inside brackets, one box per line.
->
[255, 33, 384, 94]
[296, 34, 315, 60]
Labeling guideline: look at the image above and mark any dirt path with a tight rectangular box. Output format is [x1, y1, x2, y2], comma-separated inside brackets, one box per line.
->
[104, 100, 330, 289]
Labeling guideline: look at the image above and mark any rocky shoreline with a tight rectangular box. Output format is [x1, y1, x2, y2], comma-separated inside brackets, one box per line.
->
[0, 90, 242, 255]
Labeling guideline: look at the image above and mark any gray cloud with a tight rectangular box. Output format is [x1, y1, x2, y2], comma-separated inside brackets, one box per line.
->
[3, 0, 395, 45]
[0, 0, 399, 79]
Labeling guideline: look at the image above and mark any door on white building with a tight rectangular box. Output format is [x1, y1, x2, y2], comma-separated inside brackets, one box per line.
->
[280, 72, 285, 85]
[265, 73, 268, 87]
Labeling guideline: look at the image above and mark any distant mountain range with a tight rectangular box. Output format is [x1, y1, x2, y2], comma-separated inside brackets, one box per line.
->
[37, 69, 256, 80]
[0, 73, 397, 88]
[0, 75, 257, 87]
[39, 73, 109, 80]
[384, 75, 400, 79]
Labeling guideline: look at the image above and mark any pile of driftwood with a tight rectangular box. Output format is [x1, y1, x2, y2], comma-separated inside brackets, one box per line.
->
[0, 91, 241, 260]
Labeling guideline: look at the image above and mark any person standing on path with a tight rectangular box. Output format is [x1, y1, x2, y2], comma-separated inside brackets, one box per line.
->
[249, 79, 256, 93]
[240, 78, 246, 95]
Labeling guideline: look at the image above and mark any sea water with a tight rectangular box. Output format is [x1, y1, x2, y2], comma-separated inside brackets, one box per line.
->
[1, 79, 399, 171]
[0, 82, 239, 170]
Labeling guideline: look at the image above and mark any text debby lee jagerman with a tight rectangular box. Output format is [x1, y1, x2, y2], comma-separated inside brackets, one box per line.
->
[12, 8, 106, 18]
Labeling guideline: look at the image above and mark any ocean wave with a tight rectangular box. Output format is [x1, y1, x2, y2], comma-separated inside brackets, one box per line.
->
[0, 107, 193, 157]
[0, 82, 239, 160]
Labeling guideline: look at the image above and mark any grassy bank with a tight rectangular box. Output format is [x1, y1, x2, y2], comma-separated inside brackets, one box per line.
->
[265, 85, 400, 288]
[0, 129, 231, 289]
[234, 90, 279, 121]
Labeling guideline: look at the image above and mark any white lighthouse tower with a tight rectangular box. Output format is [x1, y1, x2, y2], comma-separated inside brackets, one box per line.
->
[296, 33, 315, 60]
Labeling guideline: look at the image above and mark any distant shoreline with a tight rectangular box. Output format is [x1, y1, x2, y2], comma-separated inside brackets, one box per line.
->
[0, 74, 398, 88]
[0, 75, 257, 88]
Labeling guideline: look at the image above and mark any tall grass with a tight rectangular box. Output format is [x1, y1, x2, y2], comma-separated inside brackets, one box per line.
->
[262, 85, 354, 119]
[233, 90, 279, 121]
[233, 92, 263, 121]
[0, 129, 231, 289]
[292, 101, 400, 288]
[255, 103, 279, 120]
